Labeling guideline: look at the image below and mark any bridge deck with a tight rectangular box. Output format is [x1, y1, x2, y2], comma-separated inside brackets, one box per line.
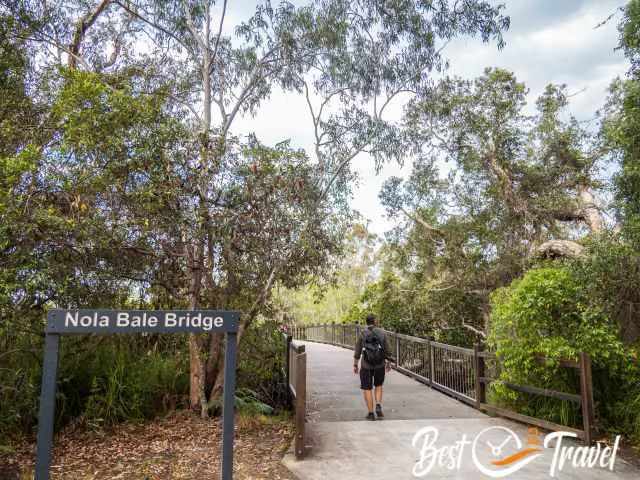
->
[283, 341, 639, 480]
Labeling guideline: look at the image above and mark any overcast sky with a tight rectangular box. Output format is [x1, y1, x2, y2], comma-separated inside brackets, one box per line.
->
[231, 0, 629, 236]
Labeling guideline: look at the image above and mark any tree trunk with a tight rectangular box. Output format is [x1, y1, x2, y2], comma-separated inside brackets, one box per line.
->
[535, 239, 585, 259]
[578, 188, 604, 233]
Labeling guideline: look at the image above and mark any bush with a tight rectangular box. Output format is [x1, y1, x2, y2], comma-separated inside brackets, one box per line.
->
[489, 266, 640, 437]
[342, 271, 486, 345]
[570, 236, 640, 345]
[236, 320, 288, 411]
[0, 330, 189, 445]
[0, 317, 290, 448]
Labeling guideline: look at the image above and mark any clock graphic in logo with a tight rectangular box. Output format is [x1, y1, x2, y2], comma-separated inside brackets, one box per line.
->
[472, 426, 543, 478]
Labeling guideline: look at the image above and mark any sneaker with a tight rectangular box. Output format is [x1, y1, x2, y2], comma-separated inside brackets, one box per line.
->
[366, 412, 376, 421]
[375, 404, 384, 418]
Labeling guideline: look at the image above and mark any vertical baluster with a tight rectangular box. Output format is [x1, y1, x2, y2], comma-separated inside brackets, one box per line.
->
[453, 351, 457, 392]
[442, 348, 446, 388]
[423, 344, 427, 379]
[434, 347, 439, 386]
[456, 352, 460, 393]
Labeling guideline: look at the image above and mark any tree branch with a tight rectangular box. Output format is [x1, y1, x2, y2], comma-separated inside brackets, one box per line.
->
[209, 0, 228, 74]
[462, 321, 487, 339]
[69, 0, 112, 69]
[114, 0, 192, 53]
[400, 206, 442, 233]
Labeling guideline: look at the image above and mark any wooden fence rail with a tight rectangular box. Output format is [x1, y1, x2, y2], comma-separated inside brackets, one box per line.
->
[293, 323, 595, 444]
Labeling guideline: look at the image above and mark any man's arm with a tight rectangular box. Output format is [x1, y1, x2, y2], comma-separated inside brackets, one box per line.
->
[384, 333, 394, 365]
[353, 332, 362, 370]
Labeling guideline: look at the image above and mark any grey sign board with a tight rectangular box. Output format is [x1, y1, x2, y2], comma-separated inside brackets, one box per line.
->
[47, 309, 240, 333]
[36, 309, 240, 480]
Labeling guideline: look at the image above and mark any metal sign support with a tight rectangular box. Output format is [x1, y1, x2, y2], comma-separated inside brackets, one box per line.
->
[34, 309, 239, 480]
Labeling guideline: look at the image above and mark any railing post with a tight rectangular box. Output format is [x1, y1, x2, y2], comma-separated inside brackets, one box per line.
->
[579, 352, 594, 444]
[429, 338, 434, 386]
[395, 333, 400, 368]
[473, 343, 486, 409]
[285, 334, 292, 406]
[295, 346, 307, 459]
[332, 322, 336, 345]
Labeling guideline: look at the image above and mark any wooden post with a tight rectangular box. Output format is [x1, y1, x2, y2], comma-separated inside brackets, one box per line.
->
[473, 343, 486, 409]
[395, 333, 400, 368]
[579, 352, 594, 444]
[285, 335, 292, 406]
[429, 338, 434, 386]
[332, 322, 336, 345]
[295, 346, 307, 459]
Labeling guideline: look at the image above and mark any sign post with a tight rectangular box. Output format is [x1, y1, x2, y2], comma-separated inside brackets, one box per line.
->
[35, 309, 240, 480]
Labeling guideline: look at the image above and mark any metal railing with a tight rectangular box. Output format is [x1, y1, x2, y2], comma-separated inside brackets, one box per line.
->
[292, 323, 596, 443]
[284, 334, 307, 459]
[293, 323, 476, 405]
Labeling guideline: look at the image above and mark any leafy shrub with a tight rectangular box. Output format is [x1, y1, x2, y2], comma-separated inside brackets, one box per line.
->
[234, 388, 275, 415]
[489, 266, 640, 436]
[0, 331, 189, 444]
[236, 320, 288, 411]
[0, 317, 290, 448]
[342, 271, 486, 345]
[570, 236, 640, 345]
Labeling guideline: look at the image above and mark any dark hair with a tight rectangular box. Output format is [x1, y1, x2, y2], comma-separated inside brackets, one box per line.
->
[365, 313, 376, 325]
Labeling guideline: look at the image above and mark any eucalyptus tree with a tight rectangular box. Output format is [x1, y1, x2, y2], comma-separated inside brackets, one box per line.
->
[380, 68, 605, 336]
[604, 0, 640, 248]
[3, 0, 510, 414]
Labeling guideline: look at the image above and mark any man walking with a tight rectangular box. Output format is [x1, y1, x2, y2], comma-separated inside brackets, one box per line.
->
[353, 313, 393, 420]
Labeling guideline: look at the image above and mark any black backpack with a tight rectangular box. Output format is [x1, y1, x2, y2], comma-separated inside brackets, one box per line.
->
[362, 329, 385, 367]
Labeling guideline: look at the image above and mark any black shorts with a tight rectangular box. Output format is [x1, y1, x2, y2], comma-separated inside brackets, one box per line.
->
[360, 367, 385, 390]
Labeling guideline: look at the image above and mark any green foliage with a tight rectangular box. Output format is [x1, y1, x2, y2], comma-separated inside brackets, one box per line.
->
[605, 0, 640, 248]
[375, 68, 602, 342]
[0, 320, 290, 445]
[236, 320, 288, 412]
[0, 331, 189, 444]
[275, 224, 378, 325]
[488, 266, 640, 435]
[569, 236, 640, 345]
[233, 389, 275, 416]
[341, 270, 482, 346]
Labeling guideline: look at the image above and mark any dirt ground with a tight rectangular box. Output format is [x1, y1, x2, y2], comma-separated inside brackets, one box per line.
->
[0, 412, 298, 480]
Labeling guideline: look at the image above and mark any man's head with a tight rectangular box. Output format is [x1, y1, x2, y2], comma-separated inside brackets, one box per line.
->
[365, 313, 376, 326]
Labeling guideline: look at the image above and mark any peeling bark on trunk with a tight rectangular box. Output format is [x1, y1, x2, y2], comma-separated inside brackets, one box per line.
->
[541, 188, 602, 260]
[578, 188, 604, 233]
[550, 187, 604, 233]
[535, 239, 585, 259]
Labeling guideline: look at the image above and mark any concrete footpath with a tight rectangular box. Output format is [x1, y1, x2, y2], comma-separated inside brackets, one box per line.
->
[282, 342, 640, 480]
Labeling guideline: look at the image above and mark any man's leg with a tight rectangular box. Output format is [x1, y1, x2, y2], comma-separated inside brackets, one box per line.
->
[359, 368, 375, 419]
[375, 385, 383, 404]
[374, 367, 386, 417]
[363, 389, 374, 412]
